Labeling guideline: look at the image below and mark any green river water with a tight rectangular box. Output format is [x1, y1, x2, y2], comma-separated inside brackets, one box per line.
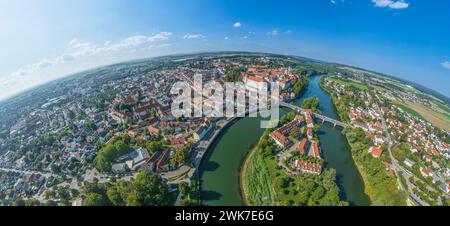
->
[199, 75, 370, 206]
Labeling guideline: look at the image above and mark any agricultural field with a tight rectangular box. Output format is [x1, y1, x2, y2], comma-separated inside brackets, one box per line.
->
[395, 102, 426, 121]
[430, 99, 450, 119]
[397, 101, 450, 132]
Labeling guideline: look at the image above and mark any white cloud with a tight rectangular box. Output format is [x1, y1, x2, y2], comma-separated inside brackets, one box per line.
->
[34, 59, 53, 69]
[69, 38, 80, 47]
[441, 61, 450, 70]
[156, 43, 172, 48]
[147, 32, 172, 42]
[224, 37, 229, 40]
[233, 22, 242, 28]
[266, 30, 279, 36]
[1, 32, 173, 101]
[331, 0, 346, 4]
[389, 1, 409, 9]
[182, 33, 206, 40]
[372, 0, 409, 9]
[57, 54, 76, 63]
[69, 32, 173, 57]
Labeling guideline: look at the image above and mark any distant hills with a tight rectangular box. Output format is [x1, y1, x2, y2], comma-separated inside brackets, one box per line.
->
[1, 51, 448, 106]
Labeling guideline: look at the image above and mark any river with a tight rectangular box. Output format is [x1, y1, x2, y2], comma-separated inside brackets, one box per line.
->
[200, 75, 370, 206]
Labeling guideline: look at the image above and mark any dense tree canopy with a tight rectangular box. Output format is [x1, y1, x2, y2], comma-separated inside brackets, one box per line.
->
[83, 171, 172, 206]
[94, 136, 131, 172]
[301, 96, 320, 111]
[223, 67, 243, 83]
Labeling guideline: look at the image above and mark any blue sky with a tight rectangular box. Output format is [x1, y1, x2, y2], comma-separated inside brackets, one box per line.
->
[0, 0, 449, 100]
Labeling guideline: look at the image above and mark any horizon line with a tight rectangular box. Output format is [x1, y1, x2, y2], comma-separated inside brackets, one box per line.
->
[1, 50, 449, 104]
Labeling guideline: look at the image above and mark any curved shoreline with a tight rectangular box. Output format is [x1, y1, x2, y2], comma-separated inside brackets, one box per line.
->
[197, 117, 239, 169]
[319, 78, 373, 205]
[240, 76, 371, 206]
[197, 117, 241, 204]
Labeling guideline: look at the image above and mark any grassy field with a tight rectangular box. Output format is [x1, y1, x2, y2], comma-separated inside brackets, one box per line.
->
[430, 99, 450, 120]
[241, 144, 277, 206]
[396, 103, 426, 121]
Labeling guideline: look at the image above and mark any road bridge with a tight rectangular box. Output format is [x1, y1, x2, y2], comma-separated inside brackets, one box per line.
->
[280, 102, 349, 128]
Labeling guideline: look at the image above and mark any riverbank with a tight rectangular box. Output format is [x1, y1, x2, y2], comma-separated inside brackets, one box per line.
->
[204, 75, 370, 206]
[240, 130, 279, 206]
[239, 145, 255, 206]
[199, 117, 266, 206]
[318, 78, 375, 204]
[241, 110, 352, 206]
[240, 75, 372, 206]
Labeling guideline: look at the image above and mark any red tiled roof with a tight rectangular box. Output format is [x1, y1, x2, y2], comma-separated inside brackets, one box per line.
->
[148, 125, 160, 135]
[422, 167, 432, 175]
[297, 139, 308, 154]
[307, 128, 313, 136]
[310, 142, 321, 159]
[271, 131, 287, 146]
[432, 150, 440, 157]
[294, 115, 304, 122]
[295, 160, 322, 174]
[171, 138, 184, 146]
[247, 75, 265, 83]
[369, 146, 382, 158]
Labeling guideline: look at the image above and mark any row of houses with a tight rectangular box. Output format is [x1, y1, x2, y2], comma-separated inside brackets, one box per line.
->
[294, 160, 322, 175]
[270, 115, 304, 149]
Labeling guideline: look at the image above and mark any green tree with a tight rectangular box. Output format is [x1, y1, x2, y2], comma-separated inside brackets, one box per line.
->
[179, 182, 189, 196]
[290, 127, 302, 140]
[84, 193, 110, 206]
[224, 67, 243, 83]
[94, 138, 130, 172]
[302, 96, 320, 111]
[145, 141, 162, 155]
[170, 144, 191, 167]
[392, 143, 408, 162]
[24, 199, 42, 206]
[126, 171, 171, 206]
[107, 180, 132, 206]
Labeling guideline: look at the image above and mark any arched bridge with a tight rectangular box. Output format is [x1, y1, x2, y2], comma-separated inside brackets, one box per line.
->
[280, 102, 349, 128]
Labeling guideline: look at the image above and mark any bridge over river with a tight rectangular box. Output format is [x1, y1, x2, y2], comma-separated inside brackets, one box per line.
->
[280, 101, 349, 128]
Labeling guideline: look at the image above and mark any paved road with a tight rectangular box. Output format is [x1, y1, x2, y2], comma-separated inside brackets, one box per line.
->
[280, 102, 349, 128]
[277, 141, 300, 175]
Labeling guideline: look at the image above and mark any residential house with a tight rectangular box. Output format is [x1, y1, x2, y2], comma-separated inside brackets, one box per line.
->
[297, 139, 308, 155]
[270, 131, 290, 149]
[294, 160, 322, 175]
[368, 146, 383, 158]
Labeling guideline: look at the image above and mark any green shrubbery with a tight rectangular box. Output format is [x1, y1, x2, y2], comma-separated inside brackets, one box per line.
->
[242, 113, 346, 206]
[345, 128, 407, 205]
[83, 171, 171, 206]
[94, 136, 131, 172]
[301, 96, 320, 111]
